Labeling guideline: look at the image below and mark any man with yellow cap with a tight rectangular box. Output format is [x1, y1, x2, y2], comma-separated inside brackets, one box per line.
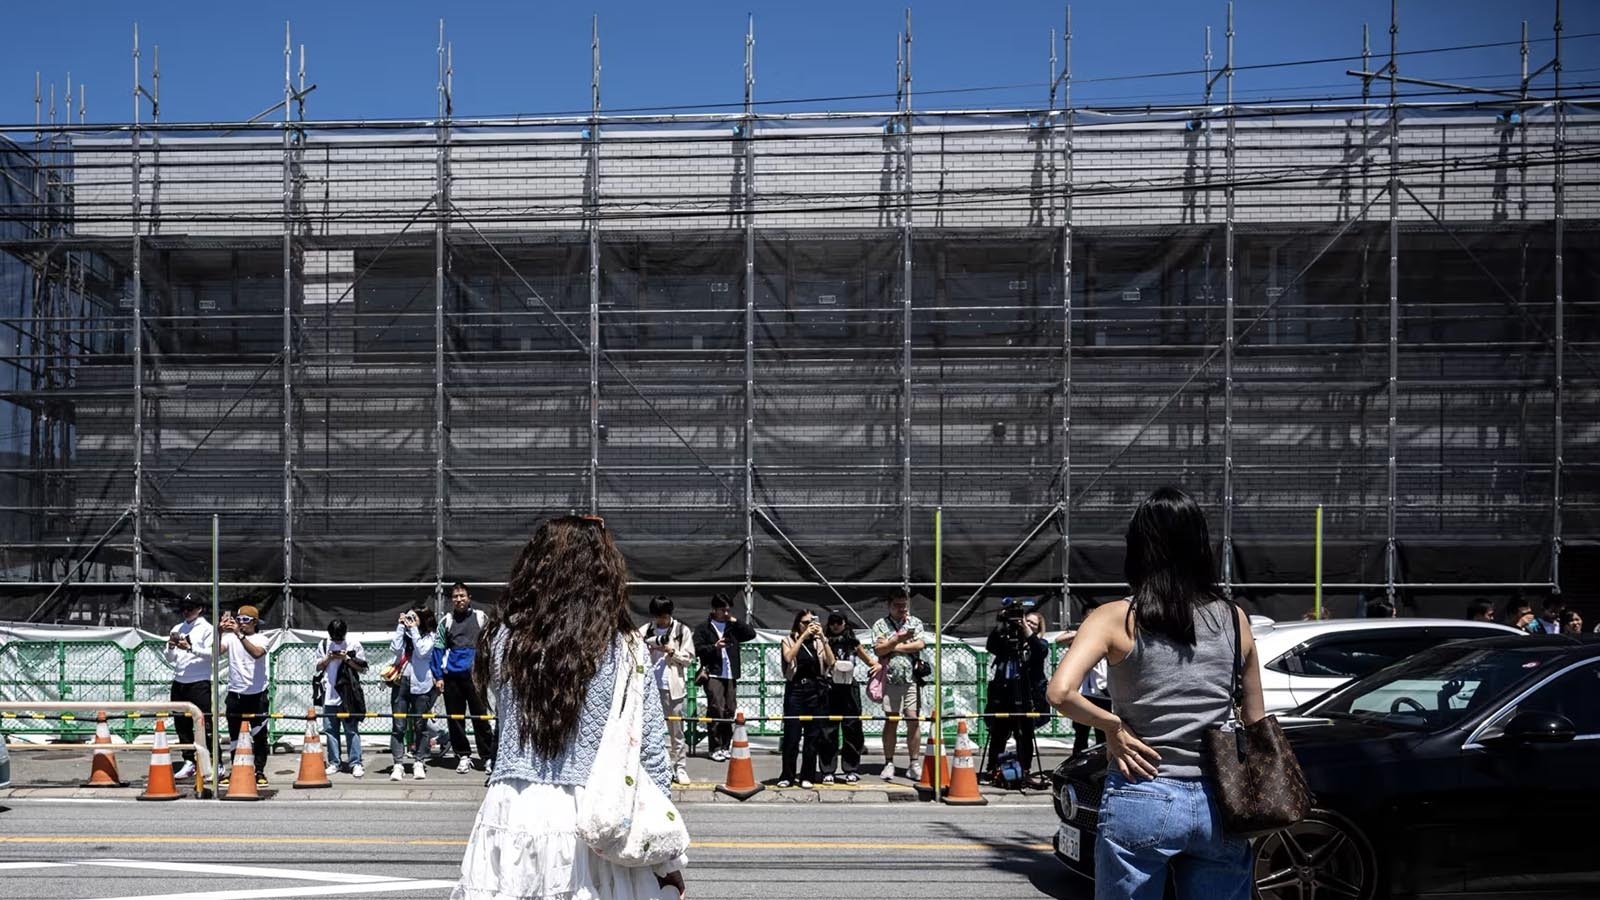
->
[219, 604, 271, 786]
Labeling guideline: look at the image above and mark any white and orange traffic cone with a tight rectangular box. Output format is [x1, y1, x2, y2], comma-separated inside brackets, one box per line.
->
[137, 718, 182, 801]
[81, 710, 128, 788]
[943, 718, 988, 806]
[714, 711, 764, 800]
[221, 731, 262, 801]
[293, 708, 332, 789]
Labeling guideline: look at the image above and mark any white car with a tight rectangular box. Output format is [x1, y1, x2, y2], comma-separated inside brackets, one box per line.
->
[1251, 617, 1522, 711]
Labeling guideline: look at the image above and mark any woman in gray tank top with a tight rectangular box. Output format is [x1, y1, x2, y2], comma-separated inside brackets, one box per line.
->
[1046, 487, 1267, 900]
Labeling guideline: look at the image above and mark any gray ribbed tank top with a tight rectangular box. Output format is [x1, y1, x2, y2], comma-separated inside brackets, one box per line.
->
[1106, 599, 1235, 778]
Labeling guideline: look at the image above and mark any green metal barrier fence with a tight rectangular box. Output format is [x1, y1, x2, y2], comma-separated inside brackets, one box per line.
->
[2, 636, 1074, 748]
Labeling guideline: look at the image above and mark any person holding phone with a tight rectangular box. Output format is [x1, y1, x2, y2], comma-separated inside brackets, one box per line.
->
[389, 606, 438, 781]
[692, 593, 758, 763]
[315, 618, 368, 777]
[163, 593, 214, 780]
[638, 595, 695, 785]
[871, 590, 927, 781]
[777, 610, 835, 788]
[219, 605, 270, 787]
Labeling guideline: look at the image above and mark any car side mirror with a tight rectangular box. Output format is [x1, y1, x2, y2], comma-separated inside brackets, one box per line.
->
[1492, 711, 1577, 745]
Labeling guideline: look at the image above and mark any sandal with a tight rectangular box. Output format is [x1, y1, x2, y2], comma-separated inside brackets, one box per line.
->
[821, 774, 836, 785]
[844, 773, 860, 783]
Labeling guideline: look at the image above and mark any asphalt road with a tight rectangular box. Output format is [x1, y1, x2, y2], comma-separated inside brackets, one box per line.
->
[0, 797, 1088, 900]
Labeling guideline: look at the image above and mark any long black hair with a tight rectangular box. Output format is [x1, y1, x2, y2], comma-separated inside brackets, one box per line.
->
[474, 515, 634, 757]
[1123, 486, 1222, 646]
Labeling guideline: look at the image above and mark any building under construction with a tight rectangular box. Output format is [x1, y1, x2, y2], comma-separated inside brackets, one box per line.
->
[0, 9, 1595, 632]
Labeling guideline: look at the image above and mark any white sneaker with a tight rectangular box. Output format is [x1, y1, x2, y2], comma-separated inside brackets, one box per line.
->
[413, 764, 427, 781]
[485, 758, 493, 775]
[880, 762, 896, 780]
[324, 763, 340, 777]
[674, 766, 690, 785]
[390, 766, 403, 782]
[351, 764, 365, 778]
[456, 757, 473, 774]
[174, 761, 196, 779]
[711, 749, 729, 763]
[800, 779, 814, 790]
[908, 760, 923, 781]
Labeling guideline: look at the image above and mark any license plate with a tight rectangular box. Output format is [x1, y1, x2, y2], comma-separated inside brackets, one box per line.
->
[1056, 823, 1081, 861]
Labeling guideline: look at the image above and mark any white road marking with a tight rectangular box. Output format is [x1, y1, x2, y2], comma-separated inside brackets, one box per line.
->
[75, 859, 397, 883]
[0, 861, 76, 870]
[79, 881, 457, 900]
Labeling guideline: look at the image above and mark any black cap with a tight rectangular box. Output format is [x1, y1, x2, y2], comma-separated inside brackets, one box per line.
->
[176, 593, 206, 610]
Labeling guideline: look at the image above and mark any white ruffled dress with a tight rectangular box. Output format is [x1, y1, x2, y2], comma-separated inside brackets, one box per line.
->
[452, 779, 683, 900]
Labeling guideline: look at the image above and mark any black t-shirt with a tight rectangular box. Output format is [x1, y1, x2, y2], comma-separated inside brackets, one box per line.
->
[790, 637, 826, 681]
[827, 630, 861, 661]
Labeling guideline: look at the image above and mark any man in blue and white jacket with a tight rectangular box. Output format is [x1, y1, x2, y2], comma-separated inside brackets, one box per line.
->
[434, 583, 495, 773]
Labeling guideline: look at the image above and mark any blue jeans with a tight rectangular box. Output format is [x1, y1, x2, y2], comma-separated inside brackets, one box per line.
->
[1095, 772, 1251, 900]
[322, 702, 362, 768]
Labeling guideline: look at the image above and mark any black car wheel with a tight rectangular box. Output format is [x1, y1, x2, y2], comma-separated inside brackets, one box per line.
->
[1253, 809, 1378, 900]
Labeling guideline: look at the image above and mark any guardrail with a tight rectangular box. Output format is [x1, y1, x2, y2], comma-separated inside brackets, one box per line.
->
[0, 701, 214, 792]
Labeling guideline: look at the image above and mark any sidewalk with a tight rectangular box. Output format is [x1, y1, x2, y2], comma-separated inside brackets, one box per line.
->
[0, 738, 1061, 805]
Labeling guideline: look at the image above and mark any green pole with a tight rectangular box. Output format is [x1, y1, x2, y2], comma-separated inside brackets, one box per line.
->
[210, 513, 221, 797]
[1314, 504, 1324, 620]
[933, 506, 943, 796]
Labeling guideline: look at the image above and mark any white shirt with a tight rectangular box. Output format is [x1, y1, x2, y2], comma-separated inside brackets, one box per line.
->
[712, 620, 731, 679]
[320, 639, 366, 706]
[649, 626, 672, 691]
[164, 617, 215, 685]
[390, 626, 436, 696]
[221, 632, 268, 695]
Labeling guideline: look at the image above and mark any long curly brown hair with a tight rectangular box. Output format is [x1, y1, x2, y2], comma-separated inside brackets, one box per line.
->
[474, 515, 634, 757]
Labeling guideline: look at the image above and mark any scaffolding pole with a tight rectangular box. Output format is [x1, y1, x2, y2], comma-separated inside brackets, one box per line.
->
[434, 22, 453, 610]
[1385, 0, 1400, 608]
[899, 9, 914, 593]
[1221, 1, 1236, 601]
[1551, 0, 1565, 597]
[1056, 8, 1073, 626]
[280, 24, 301, 626]
[742, 16, 757, 620]
[130, 24, 147, 627]
[587, 17, 601, 516]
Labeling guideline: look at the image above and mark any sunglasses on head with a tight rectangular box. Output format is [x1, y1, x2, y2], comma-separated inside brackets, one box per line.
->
[577, 514, 606, 527]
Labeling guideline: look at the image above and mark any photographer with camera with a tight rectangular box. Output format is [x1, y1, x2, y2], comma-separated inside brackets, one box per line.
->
[778, 610, 835, 788]
[388, 606, 438, 781]
[983, 598, 1051, 786]
[218, 605, 270, 787]
[638, 595, 695, 785]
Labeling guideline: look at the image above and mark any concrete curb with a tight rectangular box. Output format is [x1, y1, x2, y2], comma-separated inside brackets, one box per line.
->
[1, 783, 1053, 805]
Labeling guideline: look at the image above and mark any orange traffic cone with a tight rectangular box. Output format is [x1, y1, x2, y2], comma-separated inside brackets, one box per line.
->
[943, 719, 988, 806]
[293, 708, 332, 789]
[221, 730, 262, 801]
[714, 711, 765, 800]
[137, 718, 182, 801]
[913, 711, 948, 801]
[81, 711, 128, 787]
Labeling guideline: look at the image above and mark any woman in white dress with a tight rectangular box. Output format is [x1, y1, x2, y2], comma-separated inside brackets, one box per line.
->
[454, 515, 687, 900]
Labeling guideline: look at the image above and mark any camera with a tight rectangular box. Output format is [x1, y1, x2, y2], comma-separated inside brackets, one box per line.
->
[656, 632, 671, 646]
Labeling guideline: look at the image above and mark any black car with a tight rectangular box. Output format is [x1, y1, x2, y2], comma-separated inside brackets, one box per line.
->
[1050, 635, 1600, 899]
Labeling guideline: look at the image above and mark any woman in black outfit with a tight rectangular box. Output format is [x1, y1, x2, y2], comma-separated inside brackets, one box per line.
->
[777, 610, 835, 788]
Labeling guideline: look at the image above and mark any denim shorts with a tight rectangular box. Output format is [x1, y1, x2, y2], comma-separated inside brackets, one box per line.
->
[1094, 771, 1251, 900]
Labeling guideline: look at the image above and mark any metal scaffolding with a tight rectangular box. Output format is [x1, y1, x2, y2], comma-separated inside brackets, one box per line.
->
[0, 5, 1593, 632]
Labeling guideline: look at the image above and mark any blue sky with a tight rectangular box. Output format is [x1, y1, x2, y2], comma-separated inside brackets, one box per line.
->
[1, 1, 1593, 126]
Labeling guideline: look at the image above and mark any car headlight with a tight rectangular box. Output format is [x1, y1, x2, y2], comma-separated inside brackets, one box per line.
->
[1064, 784, 1079, 822]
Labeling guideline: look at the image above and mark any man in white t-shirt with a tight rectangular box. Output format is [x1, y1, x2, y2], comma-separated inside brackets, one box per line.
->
[163, 594, 215, 780]
[315, 618, 368, 778]
[219, 604, 270, 786]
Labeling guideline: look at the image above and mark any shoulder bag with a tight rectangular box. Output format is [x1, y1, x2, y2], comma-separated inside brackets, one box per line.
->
[311, 640, 327, 707]
[576, 636, 691, 868]
[1200, 603, 1312, 838]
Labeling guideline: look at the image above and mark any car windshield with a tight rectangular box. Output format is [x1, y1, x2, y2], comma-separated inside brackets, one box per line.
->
[1303, 644, 1554, 730]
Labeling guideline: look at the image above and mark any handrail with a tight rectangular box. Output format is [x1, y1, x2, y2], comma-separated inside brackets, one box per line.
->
[0, 701, 214, 794]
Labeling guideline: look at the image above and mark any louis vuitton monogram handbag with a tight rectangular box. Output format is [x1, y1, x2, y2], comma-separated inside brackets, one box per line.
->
[1201, 604, 1312, 838]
